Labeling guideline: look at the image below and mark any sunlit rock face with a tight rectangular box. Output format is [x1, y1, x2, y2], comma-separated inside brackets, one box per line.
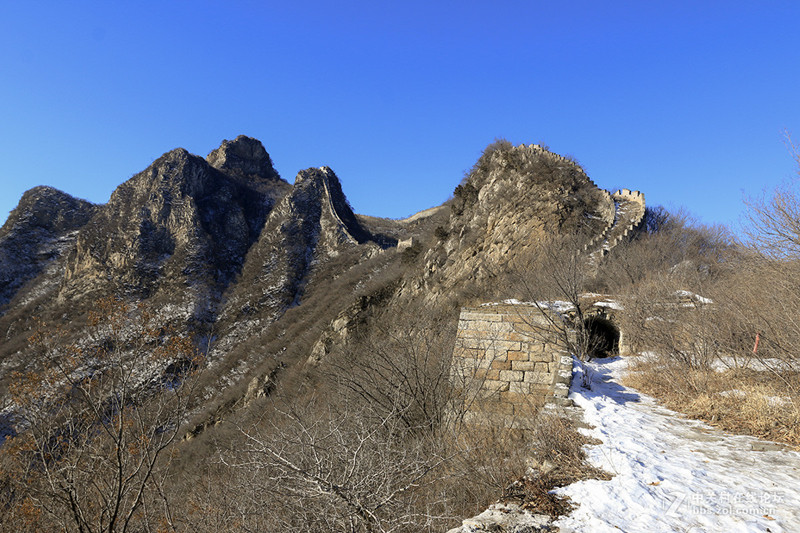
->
[220, 165, 387, 326]
[415, 143, 612, 303]
[206, 135, 283, 192]
[57, 147, 285, 314]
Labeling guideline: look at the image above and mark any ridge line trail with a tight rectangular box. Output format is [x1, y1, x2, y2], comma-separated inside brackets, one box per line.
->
[555, 356, 800, 533]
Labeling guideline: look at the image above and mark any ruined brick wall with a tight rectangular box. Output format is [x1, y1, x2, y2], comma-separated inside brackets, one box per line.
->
[450, 304, 572, 427]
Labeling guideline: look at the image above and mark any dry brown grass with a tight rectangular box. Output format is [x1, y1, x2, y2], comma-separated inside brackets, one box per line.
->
[499, 415, 611, 518]
[446, 422, 535, 506]
[625, 355, 800, 446]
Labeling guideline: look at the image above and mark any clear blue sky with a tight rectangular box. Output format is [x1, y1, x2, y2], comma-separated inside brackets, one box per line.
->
[1, 1, 798, 231]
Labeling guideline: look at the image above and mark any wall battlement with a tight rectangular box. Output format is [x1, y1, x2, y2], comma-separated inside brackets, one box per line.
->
[605, 188, 646, 250]
[517, 144, 646, 262]
[585, 187, 646, 264]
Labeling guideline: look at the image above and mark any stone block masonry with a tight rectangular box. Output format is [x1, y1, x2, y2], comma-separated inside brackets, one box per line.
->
[451, 304, 571, 428]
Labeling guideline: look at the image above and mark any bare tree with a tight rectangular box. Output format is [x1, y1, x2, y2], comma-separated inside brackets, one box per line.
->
[744, 131, 800, 259]
[0, 297, 203, 532]
[617, 138, 800, 442]
[510, 233, 601, 361]
[734, 133, 800, 386]
[211, 398, 456, 533]
[331, 307, 458, 433]
[593, 207, 731, 294]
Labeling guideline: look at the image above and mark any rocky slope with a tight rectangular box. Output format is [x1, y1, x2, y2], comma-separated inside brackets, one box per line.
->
[411, 142, 612, 304]
[298, 142, 615, 371]
[222, 166, 388, 321]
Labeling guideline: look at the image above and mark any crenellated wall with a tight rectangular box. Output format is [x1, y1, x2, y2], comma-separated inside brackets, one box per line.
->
[586, 188, 646, 265]
[519, 143, 646, 259]
[604, 189, 646, 251]
[583, 187, 616, 253]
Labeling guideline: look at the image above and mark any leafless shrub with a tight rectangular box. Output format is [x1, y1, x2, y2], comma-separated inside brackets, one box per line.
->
[0, 297, 203, 532]
[331, 306, 458, 434]
[510, 233, 603, 360]
[202, 398, 460, 533]
[592, 207, 731, 294]
[743, 136, 800, 260]
[620, 143, 800, 444]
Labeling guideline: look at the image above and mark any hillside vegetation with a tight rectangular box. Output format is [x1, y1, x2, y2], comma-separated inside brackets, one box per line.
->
[0, 136, 798, 531]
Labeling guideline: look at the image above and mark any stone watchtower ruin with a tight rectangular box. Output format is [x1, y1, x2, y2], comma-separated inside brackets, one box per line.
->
[449, 300, 628, 428]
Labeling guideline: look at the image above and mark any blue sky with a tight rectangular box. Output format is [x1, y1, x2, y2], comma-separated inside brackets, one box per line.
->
[1, 1, 798, 232]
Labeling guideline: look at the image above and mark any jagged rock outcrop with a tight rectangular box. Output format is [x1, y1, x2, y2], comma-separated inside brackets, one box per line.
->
[415, 142, 611, 301]
[0, 186, 96, 310]
[60, 141, 288, 320]
[0, 137, 401, 392]
[223, 166, 384, 324]
[206, 135, 283, 192]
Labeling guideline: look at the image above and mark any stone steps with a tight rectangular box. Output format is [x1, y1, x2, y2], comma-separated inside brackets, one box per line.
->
[588, 188, 646, 265]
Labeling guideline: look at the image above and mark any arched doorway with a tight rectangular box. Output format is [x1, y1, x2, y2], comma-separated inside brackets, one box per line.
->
[584, 316, 620, 359]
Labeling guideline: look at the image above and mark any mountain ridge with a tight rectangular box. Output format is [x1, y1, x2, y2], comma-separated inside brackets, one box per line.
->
[0, 136, 614, 454]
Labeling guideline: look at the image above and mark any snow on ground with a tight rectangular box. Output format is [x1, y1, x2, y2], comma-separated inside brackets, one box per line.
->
[713, 356, 800, 373]
[676, 290, 713, 305]
[555, 356, 800, 533]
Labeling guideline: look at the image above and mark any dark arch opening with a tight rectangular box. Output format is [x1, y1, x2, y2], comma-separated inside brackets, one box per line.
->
[584, 317, 620, 359]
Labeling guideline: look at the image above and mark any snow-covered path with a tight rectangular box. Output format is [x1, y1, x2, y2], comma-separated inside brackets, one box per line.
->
[555, 357, 800, 533]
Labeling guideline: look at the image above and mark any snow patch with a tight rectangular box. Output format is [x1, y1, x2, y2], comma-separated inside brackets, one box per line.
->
[676, 290, 713, 305]
[481, 299, 576, 314]
[594, 300, 623, 311]
[555, 356, 800, 532]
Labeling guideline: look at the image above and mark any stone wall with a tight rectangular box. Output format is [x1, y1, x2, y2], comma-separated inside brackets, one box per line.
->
[396, 236, 417, 252]
[451, 304, 572, 428]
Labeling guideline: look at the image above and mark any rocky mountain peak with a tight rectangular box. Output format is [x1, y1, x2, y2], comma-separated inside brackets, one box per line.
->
[0, 186, 96, 310]
[1, 186, 96, 237]
[57, 143, 281, 305]
[419, 141, 612, 300]
[293, 166, 372, 245]
[294, 165, 334, 185]
[112, 147, 214, 204]
[206, 135, 281, 188]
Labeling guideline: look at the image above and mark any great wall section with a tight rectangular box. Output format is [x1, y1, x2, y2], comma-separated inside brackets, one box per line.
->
[449, 296, 632, 427]
[446, 148, 646, 531]
[516, 145, 647, 263]
[448, 145, 645, 429]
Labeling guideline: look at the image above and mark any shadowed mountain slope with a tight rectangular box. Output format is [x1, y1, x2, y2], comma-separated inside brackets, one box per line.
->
[0, 186, 97, 311]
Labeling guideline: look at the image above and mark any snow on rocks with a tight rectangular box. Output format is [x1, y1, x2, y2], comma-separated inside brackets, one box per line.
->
[593, 300, 623, 311]
[481, 299, 577, 314]
[446, 502, 554, 533]
[555, 356, 800, 532]
[676, 289, 713, 306]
